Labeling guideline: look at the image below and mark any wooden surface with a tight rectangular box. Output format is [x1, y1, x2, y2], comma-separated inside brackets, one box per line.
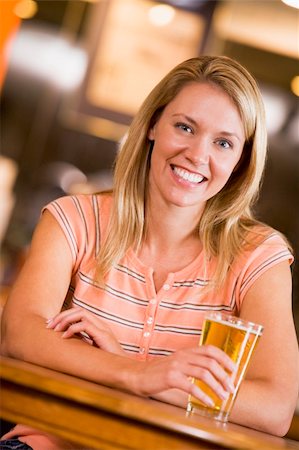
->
[1, 356, 298, 450]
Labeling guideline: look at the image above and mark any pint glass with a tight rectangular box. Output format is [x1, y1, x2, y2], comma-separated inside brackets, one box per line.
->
[187, 312, 263, 422]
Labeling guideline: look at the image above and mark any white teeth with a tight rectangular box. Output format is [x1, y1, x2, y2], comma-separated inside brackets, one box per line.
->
[172, 166, 204, 183]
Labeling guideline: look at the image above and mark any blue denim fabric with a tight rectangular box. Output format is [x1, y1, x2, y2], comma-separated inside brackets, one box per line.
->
[0, 439, 33, 450]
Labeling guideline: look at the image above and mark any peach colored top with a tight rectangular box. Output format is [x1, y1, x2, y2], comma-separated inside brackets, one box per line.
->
[2, 193, 293, 449]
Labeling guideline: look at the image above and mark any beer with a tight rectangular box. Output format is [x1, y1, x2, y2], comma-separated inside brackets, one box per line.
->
[187, 313, 263, 422]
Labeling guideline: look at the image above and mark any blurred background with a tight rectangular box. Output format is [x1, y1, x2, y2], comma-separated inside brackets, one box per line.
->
[0, 0, 298, 339]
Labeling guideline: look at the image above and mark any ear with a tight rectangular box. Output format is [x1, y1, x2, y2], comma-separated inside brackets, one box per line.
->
[147, 125, 155, 140]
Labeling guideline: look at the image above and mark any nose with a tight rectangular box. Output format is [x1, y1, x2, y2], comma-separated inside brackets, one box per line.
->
[185, 136, 210, 166]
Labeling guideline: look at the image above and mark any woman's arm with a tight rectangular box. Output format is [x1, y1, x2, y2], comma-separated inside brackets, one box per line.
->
[152, 262, 299, 437]
[0, 211, 234, 407]
[0, 212, 145, 390]
[229, 260, 299, 436]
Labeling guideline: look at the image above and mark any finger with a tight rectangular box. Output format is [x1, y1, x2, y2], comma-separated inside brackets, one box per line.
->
[47, 308, 109, 333]
[53, 313, 84, 332]
[189, 381, 215, 408]
[164, 370, 215, 408]
[46, 308, 81, 328]
[61, 321, 108, 345]
[61, 322, 89, 339]
[51, 310, 93, 332]
[186, 363, 232, 400]
[190, 354, 235, 394]
[194, 345, 237, 373]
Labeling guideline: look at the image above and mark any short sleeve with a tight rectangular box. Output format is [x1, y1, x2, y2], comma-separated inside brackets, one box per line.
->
[42, 195, 97, 274]
[236, 232, 294, 309]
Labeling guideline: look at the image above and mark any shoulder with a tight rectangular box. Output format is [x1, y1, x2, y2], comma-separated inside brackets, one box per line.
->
[233, 223, 293, 306]
[242, 223, 293, 262]
[43, 192, 113, 221]
[41, 192, 114, 269]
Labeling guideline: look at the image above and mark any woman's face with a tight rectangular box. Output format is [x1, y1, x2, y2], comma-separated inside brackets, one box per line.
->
[148, 82, 245, 213]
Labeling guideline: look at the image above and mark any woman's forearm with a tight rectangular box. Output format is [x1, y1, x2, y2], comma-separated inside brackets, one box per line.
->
[154, 379, 296, 437]
[1, 312, 142, 394]
[152, 376, 297, 437]
[229, 378, 296, 436]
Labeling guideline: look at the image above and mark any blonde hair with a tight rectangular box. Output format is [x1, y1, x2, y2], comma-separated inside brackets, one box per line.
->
[96, 55, 269, 287]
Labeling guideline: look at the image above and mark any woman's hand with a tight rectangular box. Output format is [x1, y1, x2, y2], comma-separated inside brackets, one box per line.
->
[46, 307, 126, 356]
[133, 346, 236, 408]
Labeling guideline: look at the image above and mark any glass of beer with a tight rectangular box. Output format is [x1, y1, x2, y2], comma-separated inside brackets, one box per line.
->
[187, 312, 263, 422]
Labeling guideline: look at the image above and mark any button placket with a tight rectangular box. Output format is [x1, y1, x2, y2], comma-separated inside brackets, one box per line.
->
[144, 299, 156, 335]
[140, 297, 158, 355]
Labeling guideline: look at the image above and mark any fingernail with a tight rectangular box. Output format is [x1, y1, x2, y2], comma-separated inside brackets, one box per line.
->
[46, 318, 52, 324]
[205, 397, 215, 407]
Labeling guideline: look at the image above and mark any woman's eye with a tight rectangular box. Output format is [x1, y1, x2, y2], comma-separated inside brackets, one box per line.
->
[217, 139, 232, 149]
[175, 122, 193, 134]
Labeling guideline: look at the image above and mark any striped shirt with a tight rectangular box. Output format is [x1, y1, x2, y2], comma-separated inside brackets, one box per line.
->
[45, 193, 293, 361]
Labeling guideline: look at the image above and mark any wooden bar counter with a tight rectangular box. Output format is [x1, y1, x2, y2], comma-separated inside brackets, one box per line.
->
[1, 356, 298, 450]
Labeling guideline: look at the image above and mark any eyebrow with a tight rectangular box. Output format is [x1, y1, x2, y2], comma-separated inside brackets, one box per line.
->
[172, 113, 242, 142]
[218, 131, 242, 142]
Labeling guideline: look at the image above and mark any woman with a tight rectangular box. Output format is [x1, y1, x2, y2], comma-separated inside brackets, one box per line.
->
[1, 55, 298, 449]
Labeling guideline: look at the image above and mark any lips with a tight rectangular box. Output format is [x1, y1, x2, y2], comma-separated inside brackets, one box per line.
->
[171, 165, 207, 184]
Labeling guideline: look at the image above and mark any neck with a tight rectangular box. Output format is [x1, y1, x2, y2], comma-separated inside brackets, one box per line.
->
[144, 196, 204, 252]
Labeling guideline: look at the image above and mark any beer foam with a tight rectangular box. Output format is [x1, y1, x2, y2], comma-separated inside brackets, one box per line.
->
[206, 315, 263, 335]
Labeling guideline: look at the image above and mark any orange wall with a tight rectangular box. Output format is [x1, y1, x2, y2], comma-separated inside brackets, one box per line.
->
[0, 0, 21, 88]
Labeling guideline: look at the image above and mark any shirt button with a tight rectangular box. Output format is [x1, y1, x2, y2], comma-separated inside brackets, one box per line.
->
[140, 347, 145, 354]
[147, 317, 153, 324]
[143, 331, 150, 338]
[163, 283, 170, 291]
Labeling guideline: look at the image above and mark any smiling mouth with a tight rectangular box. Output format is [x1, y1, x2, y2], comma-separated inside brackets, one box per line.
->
[171, 165, 207, 184]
